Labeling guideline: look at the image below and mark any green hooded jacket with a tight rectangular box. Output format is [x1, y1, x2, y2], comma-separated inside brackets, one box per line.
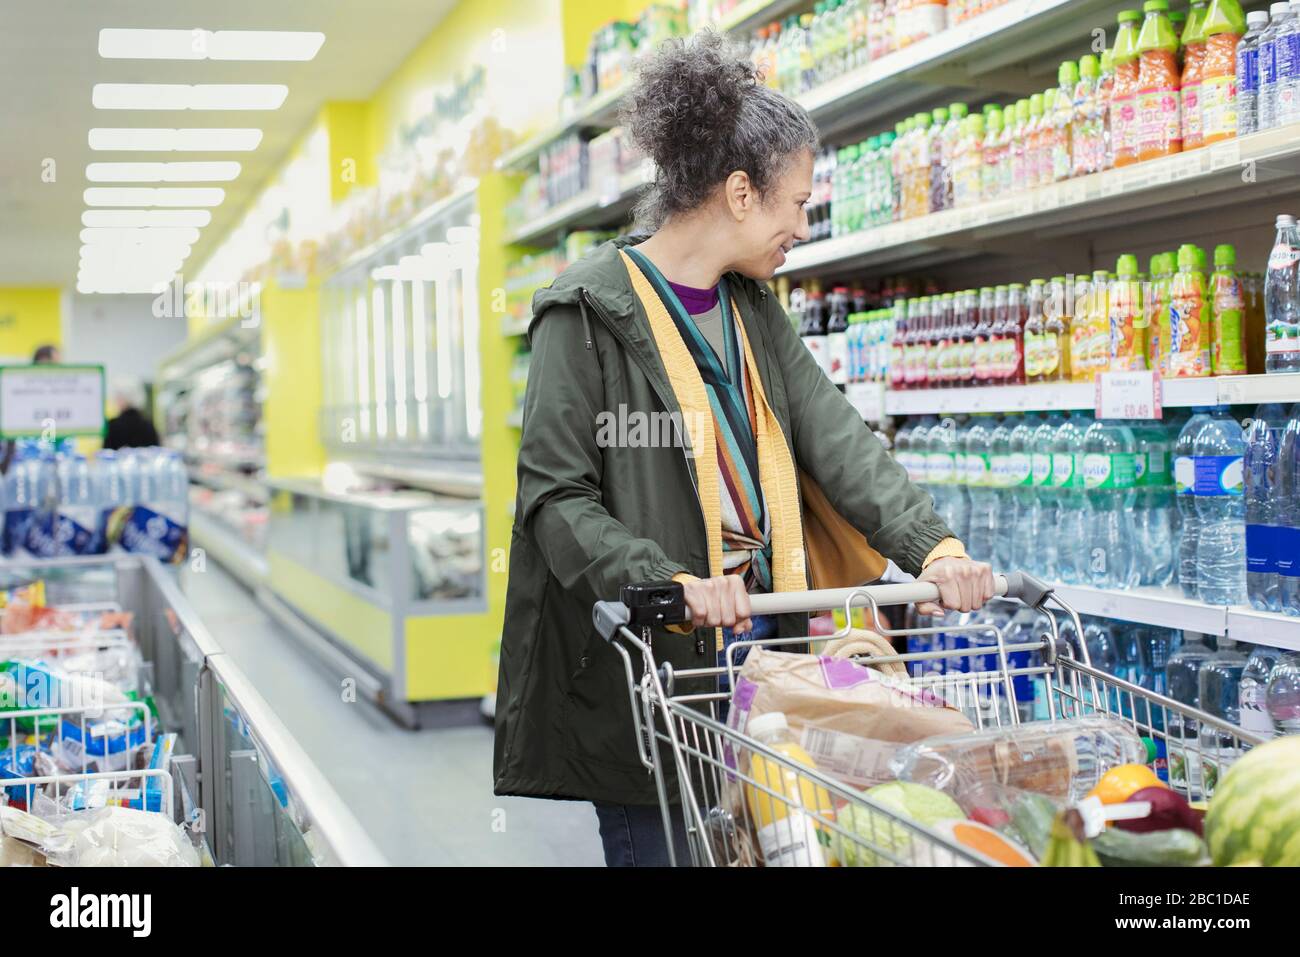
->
[492, 236, 952, 805]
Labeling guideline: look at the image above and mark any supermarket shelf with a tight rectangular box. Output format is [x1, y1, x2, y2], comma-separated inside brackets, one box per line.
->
[504, 161, 651, 246]
[1038, 581, 1300, 651]
[494, 0, 806, 172]
[347, 459, 482, 498]
[779, 123, 1300, 278]
[189, 509, 268, 589]
[186, 448, 266, 471]
[158, 314, 259, 380]
[883, 374, 1300, 417]
[189, 466, 269, 503]
[327, 184, 477, 279]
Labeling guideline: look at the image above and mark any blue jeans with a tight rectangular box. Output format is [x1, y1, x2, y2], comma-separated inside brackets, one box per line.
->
[593, 802, 692, 867]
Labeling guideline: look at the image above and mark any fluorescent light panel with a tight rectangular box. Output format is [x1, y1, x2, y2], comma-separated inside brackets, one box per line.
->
[80, 227, 200, 246]
[93, 84, 287, 111]
[89, 128, 262, 151]
[84, 187, 224, 207]
[82, 209, 210, 228]
[99, 29, 324, 61]
[86, 161, 240, 182]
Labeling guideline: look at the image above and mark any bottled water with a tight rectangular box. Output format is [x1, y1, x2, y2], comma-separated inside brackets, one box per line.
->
[934, 417, 969, 543]
[989, 415, 1019, 570]
[1275, 0, 1300, 126]
[1239, 643, 1282, 738]
[1007, 414, 1038, 571]
[124, 450, 189, 564]
[1258, 3, 1292, 130]
[1193, 406, 1247, 605]
[1026, 412, 1064, 579]
[1198, 639, 1248, 797]
[95, 449, 127, 554]
[1053, 412, 1090, 584]
[1265, 214, 1300, 373]
[24, 452, 62, 559]
[1244, 403, 1287, 610]
[53, 455, 97, 557]
[927, 417, 956, 529]
[1132, 419, 1175, 586]
[963, 415, 999, 563]
[1166, 634, 1214, 796]
[1237, 11, 1270, 135]
[1280, 405, 1300, 614]
[2, 447, 39, 557]
[1266, 650, 1300, 733]
[1083, 418, 1138, 589]
[1174, 408, 1213, 597]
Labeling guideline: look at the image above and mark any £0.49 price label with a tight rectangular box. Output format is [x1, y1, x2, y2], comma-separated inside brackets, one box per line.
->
[1095, 370, 1163, 420]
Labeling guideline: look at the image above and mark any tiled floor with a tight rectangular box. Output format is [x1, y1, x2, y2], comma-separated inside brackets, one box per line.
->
[180, 562, 603, 866]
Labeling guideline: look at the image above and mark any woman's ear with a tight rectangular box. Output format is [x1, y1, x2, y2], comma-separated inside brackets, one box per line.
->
[723, 169, 754, 221]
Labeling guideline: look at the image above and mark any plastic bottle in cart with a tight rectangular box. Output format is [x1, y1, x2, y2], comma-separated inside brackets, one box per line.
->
[1280, 407, 1300, 614]
[1083, 418, 1139, 589]
[1200, 0, 1249, 142]
[1054, 413, 1091, 584]
[1136, 0, 1183, 161]
[1258, 3, 1292, 130]
[1266, 650, 1300, 732]
[1197, 638, 1248, 796]
[1239, 644, 1282, 738]
[1112, 10, 1144, 167]
[1180, 0, 1209, 150]
[1194, 406, 1247, 605]
[1265, 214, 1300, 373]
[1245, 403, 1287, 610]
[742, 712, 830, 867]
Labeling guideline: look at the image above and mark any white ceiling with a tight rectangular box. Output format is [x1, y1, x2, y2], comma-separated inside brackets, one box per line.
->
[0, 0, 459, 287]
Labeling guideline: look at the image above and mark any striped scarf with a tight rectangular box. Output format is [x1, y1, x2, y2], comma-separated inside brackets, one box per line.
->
[624, 247, 772, 592]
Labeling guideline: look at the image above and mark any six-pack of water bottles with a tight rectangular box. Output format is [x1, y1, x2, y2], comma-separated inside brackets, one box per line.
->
[1, 443, 189, 563]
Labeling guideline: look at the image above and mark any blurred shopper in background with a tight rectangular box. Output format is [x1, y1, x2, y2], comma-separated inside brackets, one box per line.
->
[104, 377, 160, 450]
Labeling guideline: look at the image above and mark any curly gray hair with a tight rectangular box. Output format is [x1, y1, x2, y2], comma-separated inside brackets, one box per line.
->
[621, 30, 820, 231]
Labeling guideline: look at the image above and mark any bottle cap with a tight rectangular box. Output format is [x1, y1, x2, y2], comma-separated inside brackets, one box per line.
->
[986, 108, 1002, 131]
[950, 102, 969, 118]
[1214, 244, 1236, 267]
[1247, 10, 1270, 26]
[933, 106, 949, 123]
[1277, 214, 1297, 227]
[995, 284, 1009, 293]
[1050, 275, 1066, 284]
[982, 102, 997, 115]
[1030, 278, 1046, 286]
[1078, 54, 1099, 79]
[1270, 1, 1290, 15]
[1118, 9, 1142, 23]
[880, 130, 895, 146]
[1177, 243, 1199, 267]
[1117, 254, 1139, 277]
[866, 135, 879, 150]
[1030, 92, 1044, 115]
[1149, 253, 1162, 276]
[916, 112, 932, 128]
[1009, 282, 1026, 291]
[1143, 0, 1169, 12]
[1016, 99, 1031, 122]
[746, 712, 790, 740]
[1203, 0, 1248, 35]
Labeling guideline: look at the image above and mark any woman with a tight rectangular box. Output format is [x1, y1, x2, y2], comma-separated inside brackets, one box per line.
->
[493, 32, 994, 867]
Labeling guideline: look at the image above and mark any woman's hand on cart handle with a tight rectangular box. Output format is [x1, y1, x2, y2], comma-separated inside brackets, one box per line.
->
[914, 557, 997, 617]
[679, 574, 752, 635]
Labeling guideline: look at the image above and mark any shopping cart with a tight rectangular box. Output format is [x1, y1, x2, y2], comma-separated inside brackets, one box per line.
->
[594, 573, 1267, 867]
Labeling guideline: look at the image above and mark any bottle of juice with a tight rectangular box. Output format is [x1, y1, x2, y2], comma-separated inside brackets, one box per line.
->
[910, 112, 932, 218]
[1112, 11, 1144, 167]
[889, 297, 908, 391]
[1170, 243, 1211, 377]
[1110, 255, 1148, 370]
[889, 121, 906, 220]
[1147, 251, 1177, 374]
[955, 112, 985, 207]
[1005, 282, 1029, 384]
[941, 102, 968, 209]
[1088, 270, 1115, 378]
[1180, 0, 1209, 150]
[989, 284, 1010, 382]
[1073, 55, 1101, 177]
[1010, 98, 1031, 188]
[1028, 92, 1048, 187]
[928, 106, 949, 214]
[957, 289, 978, 388]
[1000, 102, 1018, 195]
[980, 107, 1002, 201]
[1043, 275, 1069, 382]
[1098, 48, 1117, 169]
[1200, 0, 1248, 144]
[743, 712, 831, 867]
[1211, 243, 1247, 375]
[1024, 278, 1047, 383]
[973, 286, 996, 386]
[1136, 0, 1183, 162]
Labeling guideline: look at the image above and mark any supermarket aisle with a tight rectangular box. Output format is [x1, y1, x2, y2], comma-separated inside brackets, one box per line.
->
[180, 563, 603, 867]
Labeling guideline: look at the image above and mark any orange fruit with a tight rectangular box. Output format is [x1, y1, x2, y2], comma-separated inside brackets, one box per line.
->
[1087, 763, 1168, 805]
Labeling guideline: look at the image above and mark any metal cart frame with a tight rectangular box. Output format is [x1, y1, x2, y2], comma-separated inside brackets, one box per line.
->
[595, 573, 1267, 867]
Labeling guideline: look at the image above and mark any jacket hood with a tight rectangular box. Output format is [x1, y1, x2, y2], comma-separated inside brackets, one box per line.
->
[528, 234, 647, 336]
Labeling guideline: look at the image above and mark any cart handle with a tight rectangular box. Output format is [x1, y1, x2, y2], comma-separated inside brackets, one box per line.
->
[594, 571, 1051, 639]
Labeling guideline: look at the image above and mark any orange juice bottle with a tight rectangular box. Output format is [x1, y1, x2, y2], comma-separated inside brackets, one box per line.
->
[1199, 0, 1247, 144]
[1109, 255, 1148, 370]
[1111, 10, 1143, 167]
[1169, 243, 1212, 377]
[1146, 251, 1177, 374]
[743, 712, 831, 866]
[1068, 274, 1092, 381]
[1090, 270, 1114, 378]
[1136, 0, 1182, 162]
[1180, 1, 1209, 150]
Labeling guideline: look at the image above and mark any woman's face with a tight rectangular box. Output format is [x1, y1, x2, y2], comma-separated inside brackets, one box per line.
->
[730, 148, 813, 281]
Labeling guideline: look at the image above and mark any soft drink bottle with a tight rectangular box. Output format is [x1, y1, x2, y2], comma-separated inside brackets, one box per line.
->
[1235, 10, 1269, 135]
[1111, 10, 1144, 167]
[1052, 60, 1078, 181]
[1265, 214, 1300, 373]
[1174, 408, 1212, 596]
[1109, 255, 1147, 370]
[1180, 0, 1209, 150]
[1193, 406, 1247, 605]
[1239, 643, 1282, 738]
[1170, 243, 1212, 377]
[1200, 0, 1248, 143]
[1210, 244, 1247, 375]
[980, 107, 1003, 201]
[1135, 0, 1183, 161]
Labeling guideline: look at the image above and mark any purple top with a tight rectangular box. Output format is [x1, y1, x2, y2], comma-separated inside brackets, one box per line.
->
[667, 278, 719, 315]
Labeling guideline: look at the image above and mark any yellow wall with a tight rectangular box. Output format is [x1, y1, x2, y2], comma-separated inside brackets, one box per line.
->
[262, 283, 325, 477]
[0, 288, 62, 362]
[322, 102, 375, 203]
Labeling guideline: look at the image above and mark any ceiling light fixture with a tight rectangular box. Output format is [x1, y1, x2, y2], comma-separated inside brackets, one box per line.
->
[98, 29, 325, 61]
[81, 209, 211, 228]
[84, 187, 225, 207]
[92, 84, 287, 111]
[80, 226, 201, 246]
[89, 128, 263, 151]
[86, 161, 241, 182]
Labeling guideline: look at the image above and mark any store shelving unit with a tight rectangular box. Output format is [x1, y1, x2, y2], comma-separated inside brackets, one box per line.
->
[504, 160, 651, 247]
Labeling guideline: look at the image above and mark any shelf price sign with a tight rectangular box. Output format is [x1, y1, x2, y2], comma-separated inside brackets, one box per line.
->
[0, 364, 106, 438]
[846, 381, 886, 424]
[1095, 370, 1163, 420]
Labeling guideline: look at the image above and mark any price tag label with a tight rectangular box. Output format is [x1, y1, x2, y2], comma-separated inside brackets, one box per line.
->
[1099, 170, 1124, 198]
[1209, 141, 1241, 171]
[1095, 370, 1163, 420]
[0, 365, 106, 438]
[846, 381, 886, 423]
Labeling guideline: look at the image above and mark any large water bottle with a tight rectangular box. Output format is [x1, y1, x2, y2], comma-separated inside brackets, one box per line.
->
[989, 415, 1019, 570]
[1245, 403, 1286, 610]
[1166, 633, 1215, 797]
[23, 452, 62, 558]
[95, 449, 127, 554]
[1280, 405, 1300, 614]
[1026, 412, 1064, 579]
[1275, 0, 1300, 126]
[1266, 650, 1300, 733]
[1237, 10, 1271, 135]
[53, 454, 97, 557]
[924, 416, 952, 526]
[1174, 409, 1213, 597]
[1265, 214, 1300, 373]
[1053, 412, 1090, 584]
[1132, 419, 1176, 586]
[1193, 407, 1247, 605]
[1198, 638, 1248, 797]
[964, 415, 999, 562]
[2, 446, 38, 557]
[1258, 3, 1292, 130]
[1007, 414, 1038, 570]
[1239, 643, 1282, 738]
[934, 417, 970, 543]
[1083, 418, 1138, 589]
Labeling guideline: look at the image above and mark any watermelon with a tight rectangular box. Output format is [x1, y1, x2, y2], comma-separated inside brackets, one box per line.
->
[1204, 735, 1300, 867]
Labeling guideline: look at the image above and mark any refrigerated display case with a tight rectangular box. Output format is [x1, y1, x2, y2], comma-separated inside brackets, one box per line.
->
[0, 554, 385, 866]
